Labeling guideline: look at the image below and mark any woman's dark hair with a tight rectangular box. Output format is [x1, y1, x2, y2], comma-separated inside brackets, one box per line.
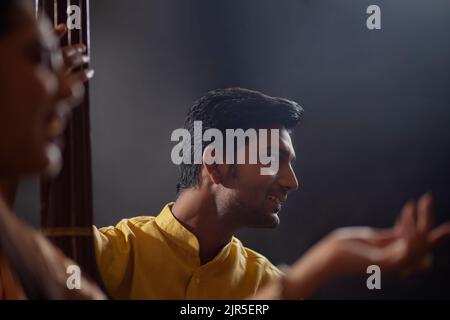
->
[176, 87, 304, 193]
[0, 0, 17, 37]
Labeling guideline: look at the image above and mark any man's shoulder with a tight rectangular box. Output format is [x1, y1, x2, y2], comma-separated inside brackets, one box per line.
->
[231, 237, 283, 276]
[95, 215, 159, 242]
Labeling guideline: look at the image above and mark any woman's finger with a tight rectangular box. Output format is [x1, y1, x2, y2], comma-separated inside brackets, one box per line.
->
[62, 44, 86, 58]
[64, 54, 90, 74]
[398, 201, 416, 240]
[66, 68, 95, 85]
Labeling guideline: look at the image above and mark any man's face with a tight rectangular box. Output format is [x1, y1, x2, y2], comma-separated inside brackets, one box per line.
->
[0, 4, 81, 177]
[219, 126, 299, 228]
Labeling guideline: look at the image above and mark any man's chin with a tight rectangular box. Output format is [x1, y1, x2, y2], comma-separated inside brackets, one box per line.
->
[248, 212, 280, 229]
[266, 212, 281, 228]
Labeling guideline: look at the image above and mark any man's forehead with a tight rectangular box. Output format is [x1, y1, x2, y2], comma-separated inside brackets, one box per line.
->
[255, 126, 296, 158]
[279, 128, 296, 159]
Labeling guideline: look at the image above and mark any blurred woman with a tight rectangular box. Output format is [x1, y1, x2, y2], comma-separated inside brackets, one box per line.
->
[0, 0, 103, 299]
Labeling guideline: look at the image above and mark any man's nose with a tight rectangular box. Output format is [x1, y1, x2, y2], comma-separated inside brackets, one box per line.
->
[279, 164, 299, 193]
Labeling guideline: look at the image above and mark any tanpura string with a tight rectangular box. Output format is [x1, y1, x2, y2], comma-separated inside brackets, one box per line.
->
[53, 0, 57, 27]
[34, 0, 38, 18]
[67, 0, 77, 260]
[67, 0, 71, 45]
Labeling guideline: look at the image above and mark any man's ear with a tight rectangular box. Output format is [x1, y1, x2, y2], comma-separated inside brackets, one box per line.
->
[203, 145, 224, 185]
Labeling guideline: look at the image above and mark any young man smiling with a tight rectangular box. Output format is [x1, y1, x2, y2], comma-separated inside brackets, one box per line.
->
[94, 88, 301, 299]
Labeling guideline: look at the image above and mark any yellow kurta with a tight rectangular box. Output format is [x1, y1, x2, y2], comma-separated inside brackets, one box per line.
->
[94, 203, 282, 299]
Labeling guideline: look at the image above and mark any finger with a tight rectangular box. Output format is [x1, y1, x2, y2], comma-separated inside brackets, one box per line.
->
[62, 44, 86, 58]
[67, 68, 95, 85]
[58, 74, 85, 108]
[397, 201, 416, 239]
[64, 54, 90, 74]
[76, 68, 94, 83]
[395, 201, 412, 234]
[55, 24, 67, 39]
[429, 223, 450, 248]
[417, 193, 433, 235]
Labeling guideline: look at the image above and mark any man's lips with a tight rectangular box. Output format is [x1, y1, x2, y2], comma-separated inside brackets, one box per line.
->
[267, 194, 287, 204]
[267, 193, 287, 213]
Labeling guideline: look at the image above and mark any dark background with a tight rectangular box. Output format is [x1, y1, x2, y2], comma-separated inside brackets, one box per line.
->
[17, 0, 450, 299]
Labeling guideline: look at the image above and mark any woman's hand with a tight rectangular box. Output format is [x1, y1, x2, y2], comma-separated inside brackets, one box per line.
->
[53, 24, 94, 109]
[55, 24, 94, 84]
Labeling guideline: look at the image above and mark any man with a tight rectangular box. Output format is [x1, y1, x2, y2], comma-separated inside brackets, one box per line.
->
[95, 89, 300, 299]
[94, 88, 450, 299]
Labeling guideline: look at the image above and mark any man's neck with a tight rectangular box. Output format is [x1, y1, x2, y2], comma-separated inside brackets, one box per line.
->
[171, 189, 238, 265]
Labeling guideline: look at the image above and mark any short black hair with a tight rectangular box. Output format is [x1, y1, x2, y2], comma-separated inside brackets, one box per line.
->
[176, 87, 304, 193]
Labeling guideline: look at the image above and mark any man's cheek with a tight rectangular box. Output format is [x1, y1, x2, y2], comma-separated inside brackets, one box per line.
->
[260, 163, 279, 176]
